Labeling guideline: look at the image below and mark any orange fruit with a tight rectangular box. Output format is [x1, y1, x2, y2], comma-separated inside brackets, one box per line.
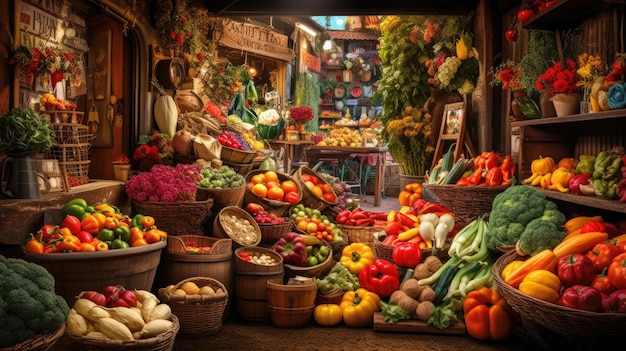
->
[267, 187, 285, 201]
[306, 222, 318, 233]
[321, 183, 333, 194]
[251, 183, 268, 198]
[281, 180, 298, 194]
[251, 173, 266, 185]
[264, 171, 278, 183]
[297, 220, 309, 232]
[265, 181, 280, 189]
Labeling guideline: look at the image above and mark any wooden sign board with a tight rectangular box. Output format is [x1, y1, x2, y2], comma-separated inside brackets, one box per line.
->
[217, 19, 294, 62]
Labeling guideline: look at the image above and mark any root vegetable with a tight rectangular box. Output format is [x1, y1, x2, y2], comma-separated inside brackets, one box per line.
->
[172, 129, 193, 157]
[413, 263, 433, 280]
[419, 286, 436, 302]
[415, 300, 435, 322]
[423, 255, 443, 273]
[400, 278, 425, 299]
[395, 291, 420, 319]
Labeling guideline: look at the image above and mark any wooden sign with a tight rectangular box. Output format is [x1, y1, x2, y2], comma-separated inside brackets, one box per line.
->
[217, 19, 294, 62]
[20, 2, 60, 41]
[302, 52, 321, 73]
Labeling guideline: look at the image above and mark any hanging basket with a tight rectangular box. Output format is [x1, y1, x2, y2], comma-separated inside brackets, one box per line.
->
[132, 199, 213, 236]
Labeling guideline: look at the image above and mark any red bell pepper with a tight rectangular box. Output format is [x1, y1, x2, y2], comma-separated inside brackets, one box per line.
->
[586, 242, 622, 272]
[34, 224, 60, 242]
[61, 215, 82, 235]
[556, 253, 596, 287]
[274, 232, 307, 267]
[484, 167, 503, 186]
[391, 242, 422, 268]
[381, 234, 399, 246]
[591, 267, 616, 295]
[358, 259, 400, 298]
[384, 221, 402, 236]
[417, 202, 452, 215]
[569, 173, 592, 195]
[580, 221, 607, 234]
[601, 289, 626, 313]
[466, 167, 484, 185]
[559, 285, 603, 312]
[500, 155, 513, 182]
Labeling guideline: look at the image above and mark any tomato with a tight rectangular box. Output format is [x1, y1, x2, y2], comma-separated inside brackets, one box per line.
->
[144, 229, 162, 244]
[505, 28, 518, 42]
[267, 186, 285, 201]
[251, 183, 268, 198]
[517, 9, 535, 23]
[141, 216, 155, 228]
[322, 192, 336, 203]
[281, 180, 298, 194]
[284, 191, 300, 204]
[264, 171, 278, 183]
[61, 215, 82, 235]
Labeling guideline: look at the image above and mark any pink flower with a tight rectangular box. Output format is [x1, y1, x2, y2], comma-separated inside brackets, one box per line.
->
[125, 164, 200, 202]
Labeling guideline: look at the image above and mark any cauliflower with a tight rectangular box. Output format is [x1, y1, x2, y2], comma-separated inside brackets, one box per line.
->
[0, 255, 69, 348]
[485, 185, 564, 251]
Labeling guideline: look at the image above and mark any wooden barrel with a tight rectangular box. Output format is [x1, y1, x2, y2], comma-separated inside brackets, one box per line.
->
[233, 247, 284, 323]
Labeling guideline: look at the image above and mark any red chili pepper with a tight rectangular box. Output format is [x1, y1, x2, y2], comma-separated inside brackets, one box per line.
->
[417, 202, 452, 215]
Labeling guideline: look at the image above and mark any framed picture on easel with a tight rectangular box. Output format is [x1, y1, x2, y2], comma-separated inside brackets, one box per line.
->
[443, 102, 464, 135]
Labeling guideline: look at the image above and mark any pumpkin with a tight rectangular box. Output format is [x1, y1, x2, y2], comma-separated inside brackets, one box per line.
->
[154, 94, 178, 136]
[530, 156, 555, 175]
[557, 157, 577, 171]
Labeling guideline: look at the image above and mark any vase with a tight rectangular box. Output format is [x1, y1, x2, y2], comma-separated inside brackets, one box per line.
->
[295, 123, 306, 132]
[551, 93, 581, 117]
[359, 71, 372, 82]
[342, 70, 353, 83]
[511, 89, 528, 121]
[540, 92, 557, 117]
[580, 87, 592, 114]
[0, 151, 49, 199]
[112, 162, 131, 182]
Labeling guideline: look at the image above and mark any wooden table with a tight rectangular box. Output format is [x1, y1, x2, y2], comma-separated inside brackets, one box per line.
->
[305, 146, 388, 207]
[268, 139, 314, 174]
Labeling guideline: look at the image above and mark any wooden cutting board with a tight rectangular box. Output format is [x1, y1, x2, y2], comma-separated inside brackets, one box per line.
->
[373, 312, 466, 334]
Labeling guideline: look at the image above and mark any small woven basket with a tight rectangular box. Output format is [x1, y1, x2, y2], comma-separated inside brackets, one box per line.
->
[258, 219, 292, 246]
[422, 184, 508, 220]
[293, 166, 338, 212]
[220, 146, 256, 164]
[272, 241, 334, 280]
[159, 277, 228, 337]
[0, 324, 65, 351]
[196, 184, 246, 211]
[213, 206, 262, 248]
[66, 315, 179, 351]
[222, 160, 254, 175]
[133, 199, 213, 236]
[493, 250, 626, 337]
[167, 235, 232, 255]
[243, 170, 301, 217]
[337, 224, 383, 246]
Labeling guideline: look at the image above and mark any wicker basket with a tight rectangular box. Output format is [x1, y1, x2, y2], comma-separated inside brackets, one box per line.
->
[133, 199, 213, 236]
[274, 241, 334, 281]
[372, 232, 450, 264]
[167, 235, 232, 255]
[159, 277, 228, 337]
[220, 146, 257, 164]
[60, 160, 91, 185]
[222, 160, 254, 174]
[0, 324, 65, 351]
[293, 166, 338, 212]
[422, 184, 508, 220]
[337, 224, 383, 246]
[243, 170, 301, 217]
[213, 206, 262, 248]
[66, 315, 179, 351]
[493, 250, 626, 337]
[258, 219, 292, 246]
[50, 123, 92, 144]
[196, 184, 246, 210]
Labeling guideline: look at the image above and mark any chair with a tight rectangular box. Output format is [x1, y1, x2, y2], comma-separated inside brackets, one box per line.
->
[312, 157, 362, 197]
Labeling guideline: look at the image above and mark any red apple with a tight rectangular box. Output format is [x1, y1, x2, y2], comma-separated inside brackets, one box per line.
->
[505, 28, 518, 42]
[517, 9, 535, 23]
[245, 203, 263, 215]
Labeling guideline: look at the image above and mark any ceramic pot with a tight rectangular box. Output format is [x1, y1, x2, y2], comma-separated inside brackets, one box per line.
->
[359, 71, 372, 82]
[342, 70, 353, 83]
[551, 93, 580, 117]
[540, 92, 557, 117]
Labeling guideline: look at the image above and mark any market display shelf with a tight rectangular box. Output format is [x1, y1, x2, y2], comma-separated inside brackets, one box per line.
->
[522, 0, 601, 30]
[537, 188, 626, 215]
[511, 108, 626, 128]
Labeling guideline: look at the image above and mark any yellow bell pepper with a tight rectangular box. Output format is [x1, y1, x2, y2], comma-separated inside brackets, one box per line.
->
[313, 304, 343, 327]
[548, 167, 574, 192]
[339, 242, 376, 275]
[339, 288, 381, 328]
[518, 269, 561, 303]
[500, 260, 524, 282]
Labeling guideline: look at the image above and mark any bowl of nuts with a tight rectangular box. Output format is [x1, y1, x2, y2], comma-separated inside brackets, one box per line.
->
[213, 206, 262, 248]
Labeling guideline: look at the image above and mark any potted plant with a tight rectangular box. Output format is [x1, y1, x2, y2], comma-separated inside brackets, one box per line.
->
[535, 58, 581, 116]
[341, 58, 354, 82]
[0, 107, 55, 199]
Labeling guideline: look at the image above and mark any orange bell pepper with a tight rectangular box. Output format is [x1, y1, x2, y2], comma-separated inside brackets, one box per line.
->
[462, 287, 515, 341]
[24, 239, 45, 254]
[95, 241, 109, 251]
[58, 235, 82, 252]
[81, 213, 107, 235]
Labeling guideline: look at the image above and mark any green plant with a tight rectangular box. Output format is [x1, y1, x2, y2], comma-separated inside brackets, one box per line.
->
[0, 107, 55, 154]
[292, 73, 320, 131]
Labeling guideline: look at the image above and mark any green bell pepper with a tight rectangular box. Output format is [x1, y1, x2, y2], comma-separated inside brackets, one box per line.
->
[576, 155, 596, 175]
[130, 214, 144, 228]
[593, 150, 621, 180]
[593, 178, 619, 199]
[61, 198, 90, 220]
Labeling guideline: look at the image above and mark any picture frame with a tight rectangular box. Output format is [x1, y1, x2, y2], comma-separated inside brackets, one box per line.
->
[442, 102, 465, 136]
[35, 159, 69, 192]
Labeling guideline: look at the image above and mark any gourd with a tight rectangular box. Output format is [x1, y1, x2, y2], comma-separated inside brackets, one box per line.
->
[154, 93, 178, 136]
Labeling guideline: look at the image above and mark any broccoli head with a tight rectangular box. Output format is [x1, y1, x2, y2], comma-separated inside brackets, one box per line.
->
[0, 255, 69, 348]
[517, 218, 566, 256]
[486, 185, 560, 251]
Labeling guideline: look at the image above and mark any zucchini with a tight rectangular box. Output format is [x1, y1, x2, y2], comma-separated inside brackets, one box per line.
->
[433, 262, 462, 305]
[442, 158, 468, 184]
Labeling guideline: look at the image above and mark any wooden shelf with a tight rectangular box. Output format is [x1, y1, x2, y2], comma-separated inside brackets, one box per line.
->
[536, 188, 626, 214]
[522, 0, 602, 30]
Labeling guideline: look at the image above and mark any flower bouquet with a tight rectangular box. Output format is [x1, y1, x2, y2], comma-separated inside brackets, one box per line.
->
[385, 106, 434, 176]
[489, 60, 525, 91]
[536, 59, 581, 116]
[289, 106, 314, 131]
[132, 130, 174, 170]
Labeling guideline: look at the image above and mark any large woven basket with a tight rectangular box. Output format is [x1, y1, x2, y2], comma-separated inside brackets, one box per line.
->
[0, 324, 65, 351]
[220, 146, 257, 164]
[222, 160, 255, 174]
[292, 166, 338, 212]
[159, 277, 228, 337]
[213, 206, 262, 248]
[273, 241, 334, 281]
[243, 170, 301, 217]
[337, 224, 383, 246]
[66, 315, 179, 351]
[493, 250, 626, 338]
[167, 235, 232, 255]
[422, 184, 507, 220]
[132, 199, 213, 236]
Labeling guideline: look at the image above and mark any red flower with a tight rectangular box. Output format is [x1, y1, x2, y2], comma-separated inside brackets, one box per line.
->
[536, 59, 580, 98]
[289, 106, 314, 123]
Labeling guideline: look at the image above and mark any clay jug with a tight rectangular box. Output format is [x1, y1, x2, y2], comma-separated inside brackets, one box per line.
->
[1, 154, 49, 199]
